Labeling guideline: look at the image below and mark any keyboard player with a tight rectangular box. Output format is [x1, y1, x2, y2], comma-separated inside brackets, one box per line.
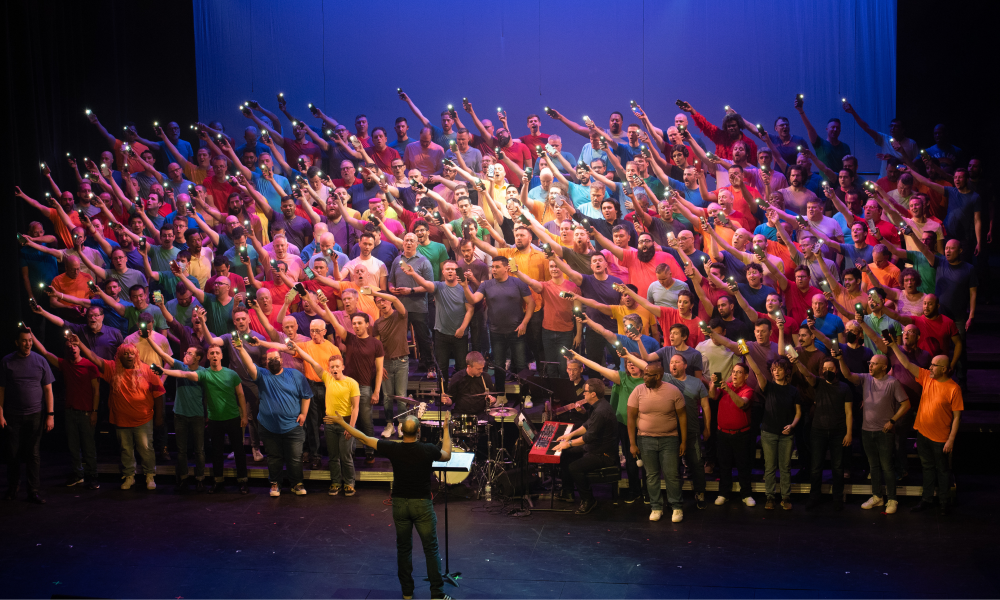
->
[550, 378, 618, 515]
[443, 352, 497, 415]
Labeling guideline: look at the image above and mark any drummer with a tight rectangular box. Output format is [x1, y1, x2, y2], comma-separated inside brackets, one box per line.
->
[444, 351, 497, 415]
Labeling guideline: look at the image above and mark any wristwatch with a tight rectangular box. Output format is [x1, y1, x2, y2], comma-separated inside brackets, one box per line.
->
[888, 418, 896, 425]
[46, 412, 55, 416]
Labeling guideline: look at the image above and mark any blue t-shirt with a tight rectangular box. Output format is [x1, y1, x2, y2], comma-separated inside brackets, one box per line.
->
[158, 139, 194, 162]
[615, 333, 660, 370]
[89, 298, 129, 334]
[838, 242, 874, 266]
[223, 245, 260, 277]
[720, 251, 748, 285]
[943, 188, 981, 244]
[255, 367, 313, 434]
[934, 256, 977, 320]
[162, 212, 199, 231]
[738, 283, 777, 313]
[252, 171, 291, 214]
[19, 246, 59, 289]
[478, 277, 532, 333]
[803, 312, 845, 354]
[347, 182, 380, 215]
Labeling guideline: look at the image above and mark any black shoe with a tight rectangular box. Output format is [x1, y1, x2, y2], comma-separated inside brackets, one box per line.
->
[311, 456, 322, 470]
[364, 456, 376, 467]
[622, 490, 639, 504]
[86, 480, 100, 490]
[175, 478, 190, 493]
[695, 493, 706, 510]
[27, 492, 45, 505]
[910, 500, 934, 513]
[239, 480, 250, 495]
[208, 482, 225, 494]
[555, 491, 575, 503]
[575, 498, 596, 514]
[806, 496, 822, 511]
[940, 503, 952, 516]
[195, 479, 206, 493]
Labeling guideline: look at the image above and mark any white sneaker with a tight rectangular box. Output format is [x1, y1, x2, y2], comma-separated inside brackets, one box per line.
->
[523, 397, 533, 409]
[252, 447, 264, 462]
[861, 495, 884, 509]
[885, 499, 898, 514]
[742, 496, 757, 507]
[715, 496, 728, 506]
[145, 474, 156, 490]
[671, 509, 684, 523]
[381, 423, 395, 438]
[292, 483, 307, 496]
[649, 510, 662, 521]
[227, 452, 235, 459]
[121, 475, 135, 490]
[269, 483, 280, 497]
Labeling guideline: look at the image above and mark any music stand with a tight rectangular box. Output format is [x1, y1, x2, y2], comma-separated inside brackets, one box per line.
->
[431, 451, 474, 587]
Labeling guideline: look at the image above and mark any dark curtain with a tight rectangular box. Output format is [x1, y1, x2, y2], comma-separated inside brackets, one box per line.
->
[1, 0, 198, 341]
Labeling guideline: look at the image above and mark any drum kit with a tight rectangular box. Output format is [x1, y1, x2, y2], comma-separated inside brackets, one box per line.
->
[397, 390, 519, 493]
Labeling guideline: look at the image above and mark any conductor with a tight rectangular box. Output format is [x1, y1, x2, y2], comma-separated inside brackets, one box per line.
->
[444, 351, 497, 415]
[326, 412, 452, 600]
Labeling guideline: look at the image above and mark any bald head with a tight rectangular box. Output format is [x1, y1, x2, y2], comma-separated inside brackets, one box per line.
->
[399, 415, 420, 437]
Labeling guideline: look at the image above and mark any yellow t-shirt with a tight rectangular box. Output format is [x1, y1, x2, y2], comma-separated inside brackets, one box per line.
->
[611, 305, 654, 336]
[497, 247, 549, 312]
[187, 247, 214, 289]
[322, 372, 361, 417]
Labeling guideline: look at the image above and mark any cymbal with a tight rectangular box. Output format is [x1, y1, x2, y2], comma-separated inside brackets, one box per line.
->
[488, 407, 517, 418]
[467, 391, 506, 396]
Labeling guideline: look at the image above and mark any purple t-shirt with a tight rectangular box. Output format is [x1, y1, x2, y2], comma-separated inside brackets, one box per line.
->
[1, 352, 55, 415]
[579, 274, 623, 330]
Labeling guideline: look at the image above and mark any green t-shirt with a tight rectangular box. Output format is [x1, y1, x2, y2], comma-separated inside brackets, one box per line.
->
[905, 250, 936, 295]
[124, 303, 167, 333]
[154, 270, 200, 301]
[202, 292, 235, 335]
[198, 366, 242, 421]
[417, 241, 450, 280]
[609, 371, 644, 425]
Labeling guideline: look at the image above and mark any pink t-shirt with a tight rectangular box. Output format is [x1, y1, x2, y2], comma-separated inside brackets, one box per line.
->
[619, 248, 686, 298]
[403, 141, 445, 177]
[627, 383, 686, 437]
[540, 279, 580, 332]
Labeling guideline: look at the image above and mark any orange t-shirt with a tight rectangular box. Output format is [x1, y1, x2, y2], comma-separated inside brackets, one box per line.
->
[862, 262, 901, 291]
[498, 247, 550, 312]
[914, 369, 964, 443]
[101, 359, 166, 428]
[52, 271, 94, 301]
[298, 339, 342, 382]
[46, 207, 82, 249]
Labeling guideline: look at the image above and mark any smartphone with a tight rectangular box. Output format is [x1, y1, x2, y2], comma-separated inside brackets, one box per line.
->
[28, 298, 38, 311]
[304, 267, 315, 280]
[231, 331, 243, 348]
[87, 280, 99, 293]
[806, 308, 814, 320]
[854, 302, 864, 314]
[785, 345, 799, 359]
[153, 291, 163, 304]
[880, 328, 894, 344]
[713, 372, 723, 385]
[819, 280, 830, 292]
[524, 166, 533, 179]
[294, 283, 307, 297]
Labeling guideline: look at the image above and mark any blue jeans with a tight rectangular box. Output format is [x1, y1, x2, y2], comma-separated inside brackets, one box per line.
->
[65, 408, 98, 481]
[358, 385, 374, 458]
[259, 424, 305, 486]
[324, 423, 356, 486]
[174, 414, 205, 481]
[383, 357, 410, 422]
[639, 435, 682, 511]
[392, 497, 444, 598]
[917, 432, 952, 505]
[684, 425, 707, 494]
[489, 330, 526, 392]
[761, 430, 793, 500]
[541, 328, 575, 378]
[862, 429, 896, 500]
[434, 331, 468, 380]
[469, 310, 490, 358]
[117, 419, 155, 478]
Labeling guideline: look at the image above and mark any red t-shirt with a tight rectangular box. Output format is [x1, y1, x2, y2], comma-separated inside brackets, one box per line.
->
[656, 306, 704, 347]
[502, 140, 534, 170]
[540, 279, 580, 332]
[915, 314, 958, 358]
[784, 284, 822, 334]
[332, 177, 362, 189]
[519, 133, 551, 162]
[203, 177, 239, 213]
[717, 383, 754, 431]
[59, 357, 101, 412]
[755, 311, 782, 343]
[367, 146, 401, 173]
[620, 248, 686, 298]
[282, 137, 322, 166]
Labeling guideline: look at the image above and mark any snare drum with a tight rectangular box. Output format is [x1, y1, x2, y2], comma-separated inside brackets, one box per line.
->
[453, 414, 483, 436]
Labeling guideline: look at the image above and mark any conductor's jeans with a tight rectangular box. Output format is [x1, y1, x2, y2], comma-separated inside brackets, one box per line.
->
[392, 497, 444, 598]
[559, 446, 616, 502]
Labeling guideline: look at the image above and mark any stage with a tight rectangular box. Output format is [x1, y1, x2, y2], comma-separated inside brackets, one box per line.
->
[2, 463, 998, 599]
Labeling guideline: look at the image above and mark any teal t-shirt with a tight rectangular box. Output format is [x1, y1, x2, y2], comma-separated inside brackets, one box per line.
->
[154, 270, 200, 301]
[123, 303, 167, 333]
[417, 241, 450, 281]
[202, 292, 235, 335]
[171, 360, 204, 418]
[198, 366, 242, 421]
[905, 250, 936, 295]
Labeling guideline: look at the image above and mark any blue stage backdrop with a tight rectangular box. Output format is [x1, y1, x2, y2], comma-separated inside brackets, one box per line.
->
[193, 0, 895, 174]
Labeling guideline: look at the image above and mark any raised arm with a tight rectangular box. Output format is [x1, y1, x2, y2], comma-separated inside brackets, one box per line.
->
[842, 101, 882, 145]
[566, 348, 621, 384]
[543, 107, 590, 138]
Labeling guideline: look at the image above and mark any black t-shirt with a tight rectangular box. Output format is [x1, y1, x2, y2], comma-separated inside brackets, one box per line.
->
[712, 313, 753, 343]
[376, 439, 441, 499]
[447, 369, 494, 415]
[581, 399, 619, 456]
[810, 379, 852, 430]
[761, 383, 802, 435]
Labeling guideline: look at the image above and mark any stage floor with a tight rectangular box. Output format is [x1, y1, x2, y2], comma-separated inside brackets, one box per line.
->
[2, 464, 998, 599]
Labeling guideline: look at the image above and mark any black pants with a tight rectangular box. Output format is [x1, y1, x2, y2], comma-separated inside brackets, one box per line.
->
[559, 446, 616, 502]
[526, 310, 544, 370]
[582, 326, 610, 378]
[407, 311, 433, 371]
[207, 418, 248, 481]
[4, 412, 43, 493]
[434, 330, 468, 381]
[811, 426, 847, 498]
[716, 429, 752, 498]
[793, 413, 812, 477]
[617, 422, 641, 494]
